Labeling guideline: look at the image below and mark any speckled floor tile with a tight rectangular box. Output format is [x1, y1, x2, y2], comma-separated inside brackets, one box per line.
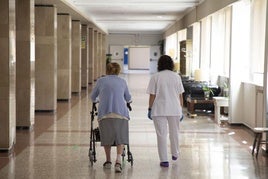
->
[0, 72, 268, 179]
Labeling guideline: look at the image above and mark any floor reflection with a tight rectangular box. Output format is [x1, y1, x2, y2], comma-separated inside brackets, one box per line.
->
[0, 72, 267, 179]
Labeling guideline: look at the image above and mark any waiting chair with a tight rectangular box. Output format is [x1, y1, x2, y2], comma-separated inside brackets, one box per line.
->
[252, 127, 268, 157]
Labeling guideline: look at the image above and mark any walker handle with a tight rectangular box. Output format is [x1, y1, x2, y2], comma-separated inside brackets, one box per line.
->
[127, 103, 132, 111]
[92, 102, 98, 112]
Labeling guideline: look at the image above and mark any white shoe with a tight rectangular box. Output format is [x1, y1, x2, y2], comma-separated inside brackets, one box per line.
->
[114, 163, 122, 173]
[103, 161, 112, 169]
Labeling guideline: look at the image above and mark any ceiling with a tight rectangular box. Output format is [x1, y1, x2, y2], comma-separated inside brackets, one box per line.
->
[64, 0, 203, 34]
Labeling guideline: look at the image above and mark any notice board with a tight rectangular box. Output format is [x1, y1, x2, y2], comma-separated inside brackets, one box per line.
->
[128, 47, 150, 70]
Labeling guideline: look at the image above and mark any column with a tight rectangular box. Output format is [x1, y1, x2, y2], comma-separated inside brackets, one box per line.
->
[16, 0, 35, 128]
[93, 30, 98, 80]
[71, 20, 81, 93]
[0, 0, 16, 150]
[102, 34, 107, 75]
[88, 28, 94, 84]
[35, 5, 57, 111]
[98, 32, 102, 78]
[264, 0, 268, 153]
[81, 25, 89, 88]
[57, 13, 71, 100]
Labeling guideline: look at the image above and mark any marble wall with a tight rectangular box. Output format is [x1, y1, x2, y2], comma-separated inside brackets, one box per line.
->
[0, 0, 106, 152]
[16, 0, 35, 128]
[35, 5, 57, 111]
[57, 14, 71, 100]
[93, 30, 98, 80]
[81, 25, 88, 88]
[98, 32, 102, 78]
[102, 34, 107, 75]
[71, 20, 81, 93]
[0, 0, 16, 150]
[88, 28, 94, 84]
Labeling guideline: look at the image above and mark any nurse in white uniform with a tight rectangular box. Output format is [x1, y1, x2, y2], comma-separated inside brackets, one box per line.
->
[146, 55, 184, 167]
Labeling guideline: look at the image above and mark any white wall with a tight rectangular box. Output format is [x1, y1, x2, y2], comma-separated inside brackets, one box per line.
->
[110, 45, 124, 60]
[150, 45, 161, 60]
[242, 83, 264, 129]
[242, 83, 256, 128]
[109, 45, 124, 72]
[107, 34, 162, 71]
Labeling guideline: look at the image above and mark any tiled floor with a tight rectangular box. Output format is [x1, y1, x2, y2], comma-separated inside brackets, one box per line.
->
[0, 71, 268, 179]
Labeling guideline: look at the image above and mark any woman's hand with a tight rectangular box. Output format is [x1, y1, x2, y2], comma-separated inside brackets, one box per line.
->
[147, 108, 152, 120]
[127, 103, 132, 111]
[180, 114, 184, 121]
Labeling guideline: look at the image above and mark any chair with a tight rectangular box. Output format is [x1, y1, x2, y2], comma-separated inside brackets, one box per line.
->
[252, 127, 268, 157]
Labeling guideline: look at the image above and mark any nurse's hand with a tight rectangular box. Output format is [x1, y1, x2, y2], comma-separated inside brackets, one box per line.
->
[180, 114, 184, 121]
[147, 108, 152, 120]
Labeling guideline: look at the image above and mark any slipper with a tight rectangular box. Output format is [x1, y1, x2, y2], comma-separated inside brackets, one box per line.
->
[160, 161, 169, 167]
[114, 162, 122, 173]
[103, 161, 112, 169]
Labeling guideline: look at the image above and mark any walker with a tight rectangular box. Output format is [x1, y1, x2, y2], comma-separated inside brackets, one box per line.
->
[88, 102, 134, 166]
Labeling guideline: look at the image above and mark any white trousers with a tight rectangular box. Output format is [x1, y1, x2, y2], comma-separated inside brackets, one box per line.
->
[152, 116, 180, 162]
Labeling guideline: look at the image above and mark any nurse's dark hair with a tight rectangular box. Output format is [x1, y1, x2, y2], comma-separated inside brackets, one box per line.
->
[157, 55, 174, 71]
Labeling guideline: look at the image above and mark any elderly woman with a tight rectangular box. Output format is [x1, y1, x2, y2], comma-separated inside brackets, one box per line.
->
[146, 55, 184, 167]
[90, 62, 132, 173]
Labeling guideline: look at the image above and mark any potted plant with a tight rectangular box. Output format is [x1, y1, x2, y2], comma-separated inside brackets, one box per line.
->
[202, 85, 214, 98]
[106, 54, 112, 64]
[223, 82, 229, 97]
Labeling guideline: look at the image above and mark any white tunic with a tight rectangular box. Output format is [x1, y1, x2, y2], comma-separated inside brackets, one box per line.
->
[146, 70, 184, 117]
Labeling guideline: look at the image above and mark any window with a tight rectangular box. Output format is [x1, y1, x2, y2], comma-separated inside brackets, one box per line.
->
[250, 0, 266, 85]
[165, 33, 178, 60]
[231, 0, 266, 85]
[200, 16, 211, 74]
[192, 22, 201, 77]
[177, 29, 187, 64]
[231, 0, 251, 82]
[211, 7, 231, 80]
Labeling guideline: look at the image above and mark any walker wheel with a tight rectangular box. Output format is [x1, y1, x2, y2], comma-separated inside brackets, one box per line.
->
[88, 151, 94, 166]
[128, 152, 134, 166]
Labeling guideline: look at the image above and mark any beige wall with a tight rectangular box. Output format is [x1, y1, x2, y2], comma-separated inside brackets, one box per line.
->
[57, 14, 72, 100]
[16, 0, 35, 127]
[102, 34, 106, 75]
[0, 0, 16, 150]
[93, 30, 98, 80]
[35, 5, 57, 111]
[71, 20, 82, 93]
[88, 28, 94, 84]
[98, 32, 102, 78]
[81, 25, 89, 88]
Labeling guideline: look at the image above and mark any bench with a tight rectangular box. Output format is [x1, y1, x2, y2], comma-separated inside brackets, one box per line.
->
[252, 127, 268, 157]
